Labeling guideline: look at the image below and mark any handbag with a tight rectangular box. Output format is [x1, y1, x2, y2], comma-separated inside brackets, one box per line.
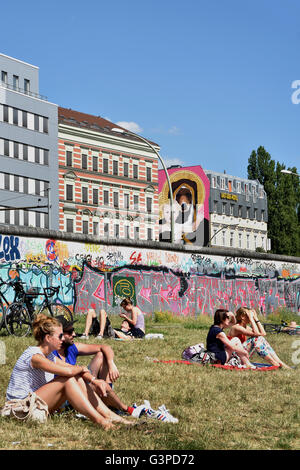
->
[0, 392, 49, 423]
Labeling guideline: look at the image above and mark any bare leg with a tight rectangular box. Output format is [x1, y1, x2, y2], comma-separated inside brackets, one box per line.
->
[88, 351, 129, 413]
[83, 309, 97, 336]
[35, 376, 114, 429]
[114, 330, 133, 341]
[226, 338, 252, 367]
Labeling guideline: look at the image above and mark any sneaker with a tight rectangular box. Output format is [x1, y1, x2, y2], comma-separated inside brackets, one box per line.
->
[157, 404, 178, 423]
[95, 335, 103, 340]
[143, 400, 178, 423]
[80, 334, 89, 340]
[129, 403, 147, 418]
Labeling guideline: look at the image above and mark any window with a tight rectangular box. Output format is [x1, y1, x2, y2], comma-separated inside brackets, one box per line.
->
[246, 234, 250, 249]
[93, 156, 98, 172]
[34, 114, 39, 131]
[22, 111, 27, 128]
[104, 223, 109, 237]
[82, 154, 87, 169]
[14, 142, 19, 159]
[261, 210, 265, 222]
[4, 139, 9, 156]
[93, 188, 98, 205]
[114, 224, 119, 238]
[13, 75, 19, 90]
[113, 160, 118, 176]
[35, 147, 40, 163]
[4, 173, 9, 190]
[125, 225, 130, 239]
[35, 212, 41, 228]
[43, 117, 48, 134]
[254, 208, 257, 220]
[3, 105, 8, 122]
[1, 71, 7, 84]
[66, 151, 72, 167]
[146, 197, 152, 213]
[214, 201, 218, 213]
[24, 79, 30, 94]
[82, 220, 89, 234]
[146, 167, 152, 182]
[220, 178, 225, 190]
[239, 233, 242, 248]
[66, 218, 74, 233]
[103, 159, 108, 174]
[124, 194, 129, 210]
[93, 221, 99, 236]
[134, 195, 139, 211]
[66, 184, 73, 201]
[222, 203, 226, 215]
[230, 232, 234, 247]
[230, 204, 234, 216]
[44, 150, 49, 165]
[82, 187, 88, 203]
[13, 108, 18, 125]
[103, 190, 109, 205]
[236, 181, 241, 193]
[238, 205, 242, 217]
[147, 228, 152, 240]
[134, 226, 139, 240]
[222, 230, 226, 246]
[212, 177, 216, 188]
[246, 207, 250, 218]
[23, 144, 28, 161]
[113, 192, 119, 208]
[133, 164, 138, 179]
[124, 162, 129, 177]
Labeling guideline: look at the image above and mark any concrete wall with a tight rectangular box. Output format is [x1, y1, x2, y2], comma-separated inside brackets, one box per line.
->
[0, 225, 299, 317]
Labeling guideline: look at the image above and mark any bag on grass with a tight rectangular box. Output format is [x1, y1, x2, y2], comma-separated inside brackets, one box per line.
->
[89, 316, 115, 338]
[182, 343, 217, 365]
[0, 392, 49, 423]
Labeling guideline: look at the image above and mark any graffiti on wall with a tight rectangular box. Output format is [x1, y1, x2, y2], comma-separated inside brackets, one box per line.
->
[0, 234, 299, 316]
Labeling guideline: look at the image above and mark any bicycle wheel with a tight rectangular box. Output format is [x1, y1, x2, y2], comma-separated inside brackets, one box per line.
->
[263, 323, 281, 334]
[39, 303, 73, 322]
[5, 302, 32, 337]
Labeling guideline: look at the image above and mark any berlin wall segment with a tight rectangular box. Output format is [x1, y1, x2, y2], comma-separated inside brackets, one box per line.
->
[0, 226, 299, 317]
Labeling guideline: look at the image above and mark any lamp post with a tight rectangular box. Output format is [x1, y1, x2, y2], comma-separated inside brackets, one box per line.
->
[111, 127, 174, 243]
[207, 223, 239, 247]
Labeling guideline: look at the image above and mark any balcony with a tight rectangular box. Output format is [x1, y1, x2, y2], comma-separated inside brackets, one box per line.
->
[1, 81, 48, 101]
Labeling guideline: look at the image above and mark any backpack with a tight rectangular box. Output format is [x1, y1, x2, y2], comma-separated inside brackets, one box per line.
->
[182, 343, 217, 365]
[89, 316, 115, 338]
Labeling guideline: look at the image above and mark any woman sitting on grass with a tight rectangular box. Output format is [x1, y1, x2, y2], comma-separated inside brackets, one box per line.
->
[228, 307, 290, 369]
[3, 314, 133, 429]
[206, 309, 253, 367]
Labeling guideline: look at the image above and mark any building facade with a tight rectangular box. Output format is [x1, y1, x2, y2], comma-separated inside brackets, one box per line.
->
[204, 170, 270, 251]
[0, 53, 58, 230]
[58, 107, 159, 241]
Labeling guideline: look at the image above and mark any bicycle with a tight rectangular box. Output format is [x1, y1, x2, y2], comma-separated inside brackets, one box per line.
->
[263, 320, 300, 336]
[1, 278, 73, 337]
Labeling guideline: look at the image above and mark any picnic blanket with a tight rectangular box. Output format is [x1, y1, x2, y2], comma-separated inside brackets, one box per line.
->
[153, 359, 279, 371]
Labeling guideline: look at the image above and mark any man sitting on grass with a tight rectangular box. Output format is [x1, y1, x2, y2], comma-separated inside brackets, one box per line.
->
[53, 315, 139, 416]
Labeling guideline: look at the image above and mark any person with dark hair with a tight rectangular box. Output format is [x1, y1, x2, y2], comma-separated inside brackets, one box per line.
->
[3, 314, 133, 429]
[206, 309, 252, 366]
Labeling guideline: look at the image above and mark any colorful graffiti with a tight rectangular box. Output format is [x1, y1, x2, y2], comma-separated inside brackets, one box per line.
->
[0, 233, 299, 316]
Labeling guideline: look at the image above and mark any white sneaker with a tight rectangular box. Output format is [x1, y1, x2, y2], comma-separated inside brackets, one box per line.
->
[95, 335, 103, 340]
[80, 334, 89, 340]
[130, 403, 147, 418]
[143, 400, 178, 423]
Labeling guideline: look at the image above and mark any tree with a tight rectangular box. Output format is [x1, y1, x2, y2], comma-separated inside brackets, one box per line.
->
[247, 147, 300, 257]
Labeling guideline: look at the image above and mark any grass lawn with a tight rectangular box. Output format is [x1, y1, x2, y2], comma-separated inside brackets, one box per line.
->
[0, 314, 299, 451]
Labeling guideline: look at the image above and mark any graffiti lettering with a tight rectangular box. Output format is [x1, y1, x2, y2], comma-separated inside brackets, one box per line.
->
[0, 235, 20, 262]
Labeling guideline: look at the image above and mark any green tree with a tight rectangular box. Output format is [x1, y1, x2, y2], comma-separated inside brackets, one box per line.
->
[247, 147, 300, 256]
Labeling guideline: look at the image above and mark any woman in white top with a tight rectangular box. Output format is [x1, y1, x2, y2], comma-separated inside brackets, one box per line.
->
[5, 314, 132, 429]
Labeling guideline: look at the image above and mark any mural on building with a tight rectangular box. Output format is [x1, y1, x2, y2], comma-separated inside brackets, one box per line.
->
[0, 234, 299, 317]
[158, 166, 210, 246]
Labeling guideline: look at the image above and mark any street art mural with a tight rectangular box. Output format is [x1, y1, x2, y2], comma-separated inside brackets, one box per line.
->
[0, 234, 299, 317]
[158, 165, 210, 246]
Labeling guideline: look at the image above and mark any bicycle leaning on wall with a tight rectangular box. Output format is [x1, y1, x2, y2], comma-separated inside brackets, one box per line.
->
[0, 277, 73, 337]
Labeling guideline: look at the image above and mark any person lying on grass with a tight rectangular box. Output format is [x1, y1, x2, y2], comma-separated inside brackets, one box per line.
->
[228, 307, 291, 369]
[4, 314, 134, 430]
[206, 309, 254, 368]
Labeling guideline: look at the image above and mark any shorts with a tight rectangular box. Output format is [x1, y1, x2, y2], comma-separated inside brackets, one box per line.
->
[130, 327, 145, 339]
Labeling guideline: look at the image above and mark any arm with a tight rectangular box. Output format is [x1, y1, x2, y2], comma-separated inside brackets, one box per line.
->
[31, 353, 87, 377]
[250, 309, 266, 336]
[231, 323, 261, 338]
[216, 332, 249, 358]
[119, 308, 138, 327]
[76, 342, 120, 382]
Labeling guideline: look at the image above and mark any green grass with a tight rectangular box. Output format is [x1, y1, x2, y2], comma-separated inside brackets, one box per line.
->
[0, 314, 299, 450]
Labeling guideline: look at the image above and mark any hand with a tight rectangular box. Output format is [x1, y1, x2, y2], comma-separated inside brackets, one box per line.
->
[119, 313, 126, 319]
[252, 310, 259, 321]
[108, 361, 120, 383]
[93, 379, 109, 398]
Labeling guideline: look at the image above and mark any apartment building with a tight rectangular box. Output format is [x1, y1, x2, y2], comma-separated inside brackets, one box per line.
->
[0, 53, 58, 229]
[58, 107, 159, 240]
[204, 170, 270, 251]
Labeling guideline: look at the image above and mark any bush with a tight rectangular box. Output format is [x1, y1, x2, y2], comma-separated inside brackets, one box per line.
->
[266, 308, 300, 324]
[153, 311, 183, 323]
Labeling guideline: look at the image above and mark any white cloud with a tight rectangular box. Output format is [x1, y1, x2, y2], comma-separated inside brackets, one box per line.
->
[116, 121, 143, 133]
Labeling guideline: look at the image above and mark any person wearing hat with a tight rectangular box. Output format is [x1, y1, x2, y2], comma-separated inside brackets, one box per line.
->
[53, 315, 138, 416]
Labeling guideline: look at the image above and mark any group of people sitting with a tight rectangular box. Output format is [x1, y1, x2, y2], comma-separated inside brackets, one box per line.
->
[1, 300, 292, 431]
[206, 307, 291, 369]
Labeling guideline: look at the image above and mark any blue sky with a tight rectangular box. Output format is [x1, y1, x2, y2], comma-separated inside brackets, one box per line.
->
[2, 0, 300, 178]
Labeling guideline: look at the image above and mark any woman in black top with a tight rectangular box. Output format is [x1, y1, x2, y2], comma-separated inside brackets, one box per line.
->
[206, 309, 250, 366]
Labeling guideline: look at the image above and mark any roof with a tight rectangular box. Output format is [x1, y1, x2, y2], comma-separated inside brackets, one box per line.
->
[58, 107, 159, 147]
